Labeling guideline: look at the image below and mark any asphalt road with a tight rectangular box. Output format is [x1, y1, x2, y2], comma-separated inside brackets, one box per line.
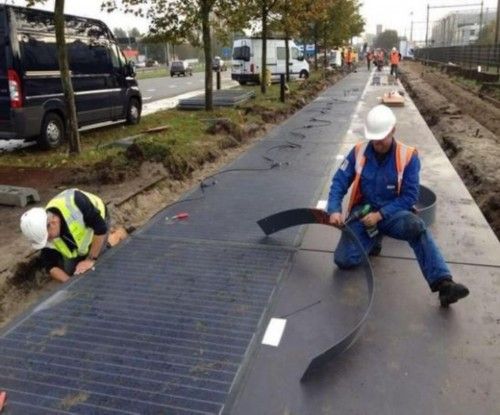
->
[138, 71, 233, 103]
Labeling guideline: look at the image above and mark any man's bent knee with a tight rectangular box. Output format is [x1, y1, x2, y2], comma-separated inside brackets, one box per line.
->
[405, 214, 426, 240]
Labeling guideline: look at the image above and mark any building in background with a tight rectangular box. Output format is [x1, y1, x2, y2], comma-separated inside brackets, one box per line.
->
[431, 8, 497, 46]
[376, 24, 383, 36]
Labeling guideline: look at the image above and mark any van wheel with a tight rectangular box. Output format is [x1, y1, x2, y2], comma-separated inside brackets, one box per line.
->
[300, 70, 309, 79]
[39, 112, 65, 149]
[126, 97, 141, 125]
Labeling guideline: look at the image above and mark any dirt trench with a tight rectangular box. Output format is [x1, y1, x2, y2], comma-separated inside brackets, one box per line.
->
[400, 61, 500, 239]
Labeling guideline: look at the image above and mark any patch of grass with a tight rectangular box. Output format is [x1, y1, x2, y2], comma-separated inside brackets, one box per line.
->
[450, 75, 481, 92]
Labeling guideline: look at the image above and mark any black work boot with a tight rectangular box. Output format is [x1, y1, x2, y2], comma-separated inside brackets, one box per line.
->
[369, 235, 383, 257]
[438, 280, 470, 307]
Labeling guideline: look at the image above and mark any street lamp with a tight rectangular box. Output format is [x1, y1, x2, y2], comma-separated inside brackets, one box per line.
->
[410, 11, 414, 42]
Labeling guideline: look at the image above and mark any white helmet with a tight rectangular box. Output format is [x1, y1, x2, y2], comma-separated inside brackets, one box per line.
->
[20, 207, 48, 249]
[392, 47, 397, 52]
[364, 105, 396, 141]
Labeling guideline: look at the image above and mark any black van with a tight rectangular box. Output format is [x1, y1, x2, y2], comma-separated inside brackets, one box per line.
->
[0, 5, 141, 148]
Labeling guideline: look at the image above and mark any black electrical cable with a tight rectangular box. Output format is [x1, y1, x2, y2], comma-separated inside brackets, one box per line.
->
[309, 117, 333, 126]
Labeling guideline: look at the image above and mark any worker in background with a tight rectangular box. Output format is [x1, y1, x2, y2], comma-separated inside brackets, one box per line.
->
[390, 46, 400, 77]
[345, 46, 354, 72]
[365, 49, 373, 71]
[375, 48, 384, 71]
[327, 105, 470, 307]
[20, 188, 109, 283]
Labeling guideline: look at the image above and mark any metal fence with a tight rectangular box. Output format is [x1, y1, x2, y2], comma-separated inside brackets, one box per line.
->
[414, 44, 500, 73]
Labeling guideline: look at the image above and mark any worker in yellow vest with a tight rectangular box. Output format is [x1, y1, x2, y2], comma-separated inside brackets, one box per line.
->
[327, 105, 469, 307]
[20, 189, 109, 283]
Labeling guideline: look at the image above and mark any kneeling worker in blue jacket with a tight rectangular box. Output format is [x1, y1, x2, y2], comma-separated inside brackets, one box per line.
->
[327, 104, 469, 307]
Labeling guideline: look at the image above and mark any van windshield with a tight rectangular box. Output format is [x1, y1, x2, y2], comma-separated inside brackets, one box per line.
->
[233, 45, 250, 61]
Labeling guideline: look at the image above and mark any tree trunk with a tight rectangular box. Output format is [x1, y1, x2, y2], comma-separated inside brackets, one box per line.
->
[313, 24, 318, 71]
[285, 34, 290, 82]
[284, 0, 290, 82]
[261, 3, 267, 94]
[54, 0, 80, 154]
[323, 30, 327, 79]
[201, 1, 213, 111]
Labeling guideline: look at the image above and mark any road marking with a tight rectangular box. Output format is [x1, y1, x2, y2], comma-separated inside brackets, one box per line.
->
[262, 318, 287, 347]
[186, 82, 193, 85]
[146, 88, 156, 92]
[169, 85, 177, 88]
[316, 200, 327, 210]
[143, 96, 152, 101]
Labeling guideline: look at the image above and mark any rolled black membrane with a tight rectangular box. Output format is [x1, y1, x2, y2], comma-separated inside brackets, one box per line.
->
[257, 208, 374, 382]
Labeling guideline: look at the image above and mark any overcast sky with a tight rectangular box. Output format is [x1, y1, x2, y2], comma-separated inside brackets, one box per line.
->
[6, 0, 499, 42]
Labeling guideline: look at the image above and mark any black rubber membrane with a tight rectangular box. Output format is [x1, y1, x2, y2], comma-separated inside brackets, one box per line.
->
[257, 208, 374, 381]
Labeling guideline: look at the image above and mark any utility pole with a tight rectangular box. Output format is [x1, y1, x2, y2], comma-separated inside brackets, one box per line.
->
[410, 11, 414, 42]
[425, 3, 430, 46]
[479, 0, 484, 36]
[495, 0, 500, 44]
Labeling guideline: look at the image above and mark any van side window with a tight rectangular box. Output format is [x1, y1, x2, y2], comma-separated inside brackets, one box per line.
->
[112, 44, 127, 68]
[277, 47, 286, 60]
[19, 34, 59, 71]
[68, 39, 112, 74]
[110, 44, 121, 69]
[291, 47, 299, 60]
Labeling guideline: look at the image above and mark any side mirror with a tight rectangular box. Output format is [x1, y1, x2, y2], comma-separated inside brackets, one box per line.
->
[126, 61, 136, 77]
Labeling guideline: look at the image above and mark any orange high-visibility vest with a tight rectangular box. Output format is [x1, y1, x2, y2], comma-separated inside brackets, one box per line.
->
[346, 140, 416, 216]
[390, 51, 400, 65]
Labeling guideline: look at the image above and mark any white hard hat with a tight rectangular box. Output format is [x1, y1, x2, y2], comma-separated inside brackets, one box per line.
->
[364, 105, 396, 141]
[392, 47, 397, 52]
[20, 207, 48, 249]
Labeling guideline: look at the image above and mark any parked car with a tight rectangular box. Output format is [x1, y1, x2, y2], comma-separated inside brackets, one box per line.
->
[212, 56, 227, 71]
[0, 5, 142, 149]
[146, 59, 159, 67]
[170, 61, 193, 77]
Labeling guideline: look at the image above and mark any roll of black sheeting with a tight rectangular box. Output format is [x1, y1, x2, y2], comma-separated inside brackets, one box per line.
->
[257, 208, 374, 381]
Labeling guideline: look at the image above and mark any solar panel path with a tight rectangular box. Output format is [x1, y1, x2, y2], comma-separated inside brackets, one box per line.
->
[1, 67, 499, 415]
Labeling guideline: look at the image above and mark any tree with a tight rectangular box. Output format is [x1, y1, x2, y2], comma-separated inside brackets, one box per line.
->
[476, 21, 495, 45]
[271, 0, 310, 81]
[298, 0, 364, 71]
[27, 0, 81, 153]
[103, 0, 246, 111]
[253, 0, 280, 93]
[374, 29, 399, 51]
[113, 27, 127, 38]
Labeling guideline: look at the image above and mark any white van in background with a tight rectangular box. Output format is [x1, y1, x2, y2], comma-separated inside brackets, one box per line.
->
[231, 38, 309, 85]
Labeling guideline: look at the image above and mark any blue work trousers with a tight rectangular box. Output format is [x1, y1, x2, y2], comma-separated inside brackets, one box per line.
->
[334, 210, 450, 290]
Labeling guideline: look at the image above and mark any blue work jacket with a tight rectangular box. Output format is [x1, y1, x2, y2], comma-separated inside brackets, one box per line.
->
[327, 140, 421, 220]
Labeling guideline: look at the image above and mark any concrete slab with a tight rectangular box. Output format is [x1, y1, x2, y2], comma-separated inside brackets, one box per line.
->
[0, 185, 40, 207]
[178, 89, 256, 109]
